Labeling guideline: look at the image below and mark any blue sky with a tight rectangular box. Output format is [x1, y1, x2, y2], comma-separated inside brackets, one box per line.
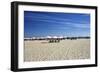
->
[24, 11, 90, 38]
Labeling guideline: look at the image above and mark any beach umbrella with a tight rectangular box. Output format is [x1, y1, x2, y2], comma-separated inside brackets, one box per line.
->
[53, 36, 58, 39]
[46, 36, 52, 39]
[59, 36, 63, 38]
[32, 37, 36, 40]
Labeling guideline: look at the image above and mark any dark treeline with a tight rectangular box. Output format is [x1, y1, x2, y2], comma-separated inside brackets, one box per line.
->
[66, 36, 90, 40]
[24, 36, 90, 41]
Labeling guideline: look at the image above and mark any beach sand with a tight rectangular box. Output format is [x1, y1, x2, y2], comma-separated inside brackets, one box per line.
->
[24, 39, 90, 62]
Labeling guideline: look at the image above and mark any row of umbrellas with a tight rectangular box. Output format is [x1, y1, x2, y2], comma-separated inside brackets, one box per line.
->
[25, 36, 64, 40]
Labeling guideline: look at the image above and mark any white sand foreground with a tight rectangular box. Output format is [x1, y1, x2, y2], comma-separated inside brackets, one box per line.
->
[24, 39, 90, 62]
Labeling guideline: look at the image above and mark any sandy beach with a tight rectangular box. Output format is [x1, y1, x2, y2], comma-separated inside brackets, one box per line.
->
[24, 39, 90, 62]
